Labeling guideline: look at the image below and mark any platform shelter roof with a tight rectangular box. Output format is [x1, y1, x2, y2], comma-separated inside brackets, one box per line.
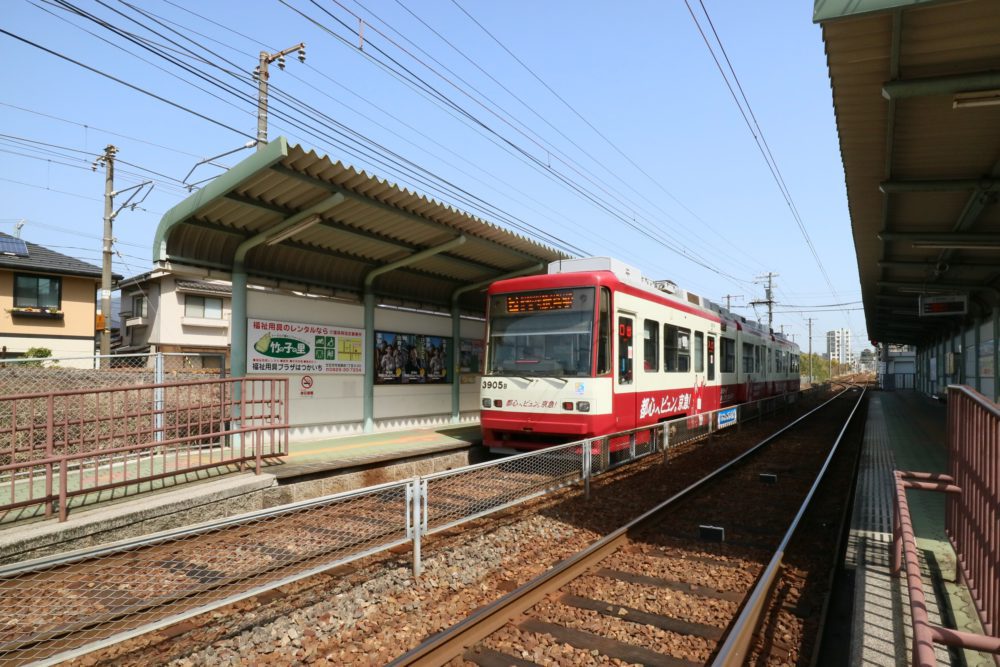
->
[815, 0, 1000, 345]
[153, 137, 568, 313]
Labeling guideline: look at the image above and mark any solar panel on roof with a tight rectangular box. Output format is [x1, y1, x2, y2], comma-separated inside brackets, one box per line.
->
[0, 238, 28, 257]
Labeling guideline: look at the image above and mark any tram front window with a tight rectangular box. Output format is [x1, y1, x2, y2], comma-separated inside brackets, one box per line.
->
[487, 287, 595, 377]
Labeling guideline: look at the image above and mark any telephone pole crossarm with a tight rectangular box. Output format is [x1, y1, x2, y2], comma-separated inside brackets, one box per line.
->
[254, 42, 306, 150]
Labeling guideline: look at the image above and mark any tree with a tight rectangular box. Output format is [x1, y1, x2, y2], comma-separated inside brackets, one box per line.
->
[21, 347, 55, 367]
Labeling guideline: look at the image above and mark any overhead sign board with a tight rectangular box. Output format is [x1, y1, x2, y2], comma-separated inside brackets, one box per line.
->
[919, 295, 967, 317]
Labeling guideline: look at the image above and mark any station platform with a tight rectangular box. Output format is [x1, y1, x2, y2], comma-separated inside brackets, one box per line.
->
[271, 423, 483, 479]
[837, 390, 994, 667]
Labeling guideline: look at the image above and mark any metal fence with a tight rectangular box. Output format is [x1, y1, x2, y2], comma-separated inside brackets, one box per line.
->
[0, 390, 799, 664]
[0, 376, 288, 522]
[946, 386, 1000, 649]
[881, 373, 916, 390]
[0, 479, 410, 666]
[0, 353, 226, 396]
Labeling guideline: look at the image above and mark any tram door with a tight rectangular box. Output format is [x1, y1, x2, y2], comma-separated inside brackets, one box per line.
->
[615, 313, 637, 431]
[707, 335, 716, 382]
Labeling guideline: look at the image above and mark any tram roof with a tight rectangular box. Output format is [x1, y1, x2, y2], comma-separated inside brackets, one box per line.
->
[815, 0, 1000, 345]
[152, 137, 569, 314]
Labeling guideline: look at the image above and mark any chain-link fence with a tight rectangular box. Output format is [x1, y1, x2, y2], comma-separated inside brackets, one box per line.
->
[0, 389, 803, 664]
[0, 479, 410, 666]
[0, 353, 226, 396]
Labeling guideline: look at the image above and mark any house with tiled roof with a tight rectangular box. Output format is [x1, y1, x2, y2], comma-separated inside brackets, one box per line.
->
[118, 269, 231, 369]
[0, 233, 121, 365]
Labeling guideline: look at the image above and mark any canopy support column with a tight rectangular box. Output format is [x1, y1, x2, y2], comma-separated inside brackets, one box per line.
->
[231, 193, 345, 379]
[362, 236, 467, 433]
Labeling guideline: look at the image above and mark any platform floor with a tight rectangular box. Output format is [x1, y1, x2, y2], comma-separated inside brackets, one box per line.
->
[844, 390, 993, 667]
[272, 423, 483, 479]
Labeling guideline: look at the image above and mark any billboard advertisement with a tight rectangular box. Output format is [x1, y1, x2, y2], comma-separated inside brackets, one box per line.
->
[247, 318, 364, 374]
[375, 331, 450, 384]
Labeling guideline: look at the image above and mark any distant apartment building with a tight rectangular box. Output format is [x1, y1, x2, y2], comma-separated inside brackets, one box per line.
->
[0, 233, 121, 366]
[117, 269, 231, 368]
[826, 328, 853, 367]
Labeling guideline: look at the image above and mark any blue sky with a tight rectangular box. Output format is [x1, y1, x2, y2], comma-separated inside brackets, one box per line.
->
[0, 0, 867, 355]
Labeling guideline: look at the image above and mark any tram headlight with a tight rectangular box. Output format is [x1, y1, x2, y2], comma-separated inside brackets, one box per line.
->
[576, 401, 591, 412]
[493, 399, 502, 408]
[482, 398, 492, 408]
[561, 401, 574, 411]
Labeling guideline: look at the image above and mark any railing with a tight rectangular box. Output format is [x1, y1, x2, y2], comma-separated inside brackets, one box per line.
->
[1, 389, 801, 664]
[0, 377, 288, 522]
[892, 471, 1000, 665]
[947, 386, 1000, 644]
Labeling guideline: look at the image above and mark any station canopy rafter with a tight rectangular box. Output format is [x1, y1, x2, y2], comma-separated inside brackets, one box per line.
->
[816, 0, 1000, 345]
[153, 137, 569, 314]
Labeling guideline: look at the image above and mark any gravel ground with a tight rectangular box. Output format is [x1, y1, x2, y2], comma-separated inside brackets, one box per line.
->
[62, 387, 862, 666]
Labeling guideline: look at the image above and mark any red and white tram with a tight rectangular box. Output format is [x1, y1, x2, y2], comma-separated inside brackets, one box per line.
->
[480, 258, 800, 451]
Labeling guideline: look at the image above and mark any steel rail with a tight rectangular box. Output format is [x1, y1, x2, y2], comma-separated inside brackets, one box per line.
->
[389, 386, 858, 666]
[711, 385, 866, 664]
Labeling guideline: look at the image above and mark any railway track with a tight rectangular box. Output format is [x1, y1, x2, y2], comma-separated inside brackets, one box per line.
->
[392, 385, 866, 666]
[0, 387, 844, 665]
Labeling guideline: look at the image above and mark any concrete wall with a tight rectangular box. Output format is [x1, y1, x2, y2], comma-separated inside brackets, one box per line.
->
[916, 306, 998, 402]
[248, 289, 485, 439]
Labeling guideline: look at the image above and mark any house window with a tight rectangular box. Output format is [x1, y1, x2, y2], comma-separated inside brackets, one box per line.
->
[185, 295, 223, 319]
[133, 294, 147, 318]
[14, 274, 61, 309]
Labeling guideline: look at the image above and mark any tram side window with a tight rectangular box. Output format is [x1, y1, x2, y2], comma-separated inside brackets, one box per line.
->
[643, 319, 659, 371]
[791, 354, 800, 374]
[742, 342, 755, 373]
[756, 346, 764, 374]
[597, 287, 611, 375]
[694, 331, 704, 373]
[721, 338, 736, 373]
[618, 316, 633, 384]
[663, 324, 691, 372]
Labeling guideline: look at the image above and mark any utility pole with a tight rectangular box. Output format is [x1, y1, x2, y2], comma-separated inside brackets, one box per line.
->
[721, 294, 743, 311]
[96, 145, 117, 364]
[807, 317, 815, 384]
[750, 273, 778, 330]
[254, 43, 306, 150]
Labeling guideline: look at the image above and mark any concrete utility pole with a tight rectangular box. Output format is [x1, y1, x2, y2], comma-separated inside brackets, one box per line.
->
[750, 273, 778, 330]
[721, 294, 743, 311]
[254, 43, 306, 150]
[96, 144, 117, 363]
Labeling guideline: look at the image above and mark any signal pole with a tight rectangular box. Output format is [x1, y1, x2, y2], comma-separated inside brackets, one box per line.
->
[750, 273, 778, 330]
[254, 43, 306, 150]
[96, 145, 117, 363]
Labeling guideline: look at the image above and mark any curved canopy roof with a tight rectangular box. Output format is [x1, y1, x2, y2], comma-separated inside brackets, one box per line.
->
[153, 137, 568, 313]
[816, 0, 1000, 344]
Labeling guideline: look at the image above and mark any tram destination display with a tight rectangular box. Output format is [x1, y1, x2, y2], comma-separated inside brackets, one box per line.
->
[505, 290, 574, 313]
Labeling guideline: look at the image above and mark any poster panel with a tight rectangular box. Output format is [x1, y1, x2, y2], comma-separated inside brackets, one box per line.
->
[374, 331, 450, 384]
[459, 338, 484, 374]
[247, 318, 364, 374]
[980, 340, 995, 378]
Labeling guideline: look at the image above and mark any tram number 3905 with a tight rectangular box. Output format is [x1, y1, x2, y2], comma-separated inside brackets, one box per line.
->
[482, 380, 508, 390]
